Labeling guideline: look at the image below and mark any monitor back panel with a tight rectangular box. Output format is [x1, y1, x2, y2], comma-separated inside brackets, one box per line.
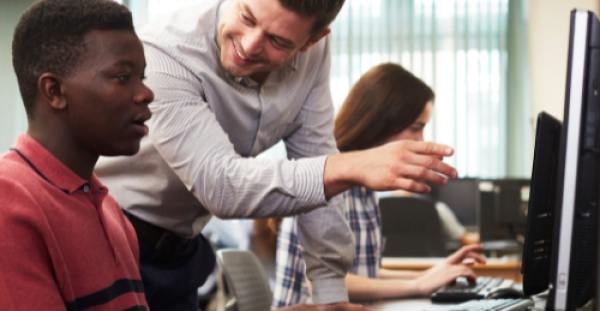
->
[522, 112, 562, 296]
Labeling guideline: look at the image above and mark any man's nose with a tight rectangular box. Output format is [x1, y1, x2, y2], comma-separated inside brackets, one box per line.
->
[136, 82, 155, 105]
[241, 29, 264, 56]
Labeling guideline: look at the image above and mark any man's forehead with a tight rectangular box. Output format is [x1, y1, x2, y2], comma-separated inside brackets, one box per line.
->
[239, 0, 314, 43]
[83, 30, 143, 64]
[84, 30, 139, 50]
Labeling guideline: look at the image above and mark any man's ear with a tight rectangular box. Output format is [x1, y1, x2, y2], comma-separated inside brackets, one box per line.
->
[37, 73, 67, 111]
[299, 28, 331, 52]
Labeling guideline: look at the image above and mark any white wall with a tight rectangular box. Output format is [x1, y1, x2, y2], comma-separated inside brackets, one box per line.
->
[0, 0, 35, 152]
[528, 0, 600, 138]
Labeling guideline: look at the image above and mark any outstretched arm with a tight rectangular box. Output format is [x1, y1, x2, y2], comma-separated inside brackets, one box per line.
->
[324, 140, 457, 199]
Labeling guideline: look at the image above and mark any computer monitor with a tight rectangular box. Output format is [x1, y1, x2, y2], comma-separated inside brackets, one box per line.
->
[431, 178, 480, 227]
[493, 179, 530, 226]
[546, 9, 600, 311]
[521, 112, 562, 296]
[478, 179, 529, 242]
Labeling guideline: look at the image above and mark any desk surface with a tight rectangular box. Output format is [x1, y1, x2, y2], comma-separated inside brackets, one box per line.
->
[382, 257, 521, 269]
[369, 297, 547, 311]
[369, 298, 447, 311]
[382, 257, 523, 282]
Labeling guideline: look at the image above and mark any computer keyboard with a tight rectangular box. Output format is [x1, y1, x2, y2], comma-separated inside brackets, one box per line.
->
[431, 277, 518, 303]
[442, 298, 534, 311]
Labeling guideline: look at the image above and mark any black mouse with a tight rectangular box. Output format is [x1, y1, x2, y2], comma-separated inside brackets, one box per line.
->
[485, 287, 525, 299]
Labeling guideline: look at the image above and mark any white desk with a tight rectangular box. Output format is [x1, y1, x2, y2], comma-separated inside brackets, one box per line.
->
[368, 296, 547, 311]
[369, 298, 449, 311]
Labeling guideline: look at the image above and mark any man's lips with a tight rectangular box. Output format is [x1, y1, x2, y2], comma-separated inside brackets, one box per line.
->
[133, 112, 151, 125]
[132, 112, 151, 135]
[232, 40, 260, 65]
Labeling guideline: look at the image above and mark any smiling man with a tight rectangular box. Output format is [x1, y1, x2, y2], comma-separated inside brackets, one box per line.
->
[96, 0, 458, 310]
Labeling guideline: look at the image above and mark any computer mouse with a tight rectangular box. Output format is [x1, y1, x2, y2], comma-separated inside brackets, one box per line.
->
[485, 287, 525, 299]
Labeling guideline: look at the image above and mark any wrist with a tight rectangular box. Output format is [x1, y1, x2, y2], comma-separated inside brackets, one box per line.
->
[402, 279, 425, 297]
[323, 153, 357, 199]
[414, 276, 433, 297]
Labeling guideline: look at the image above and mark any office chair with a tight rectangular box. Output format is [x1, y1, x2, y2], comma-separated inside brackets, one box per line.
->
[379, 196, 447, 257]
[216, 249, 272, 311]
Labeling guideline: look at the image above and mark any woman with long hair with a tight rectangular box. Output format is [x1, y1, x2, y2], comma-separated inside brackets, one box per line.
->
[272, 63, 485, 308]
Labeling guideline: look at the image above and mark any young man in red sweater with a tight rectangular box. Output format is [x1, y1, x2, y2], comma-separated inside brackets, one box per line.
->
[0, 0, 154, 309]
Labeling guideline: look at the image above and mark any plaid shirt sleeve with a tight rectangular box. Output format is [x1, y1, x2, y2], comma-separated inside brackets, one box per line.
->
[271, 216, 309, 309]
[272, 188, 382, 308]
[346, 187, 382, 279]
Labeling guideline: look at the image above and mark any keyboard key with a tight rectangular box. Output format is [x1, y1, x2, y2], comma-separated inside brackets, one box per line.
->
[431, 277, 519, 303]
[446, 299, 534, 311]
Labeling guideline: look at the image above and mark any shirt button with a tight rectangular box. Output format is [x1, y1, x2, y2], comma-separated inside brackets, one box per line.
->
[83, 184, 90, 193]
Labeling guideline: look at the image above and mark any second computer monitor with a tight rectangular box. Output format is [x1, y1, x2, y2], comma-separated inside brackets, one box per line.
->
[433, 178, 480, 227]
[479, 179, 530, 242]
[521, 112, 562, 296]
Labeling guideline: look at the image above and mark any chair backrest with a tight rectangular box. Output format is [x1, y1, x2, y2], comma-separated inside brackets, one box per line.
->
[216, 249, 272, 311]
[379, 196, 446, 257]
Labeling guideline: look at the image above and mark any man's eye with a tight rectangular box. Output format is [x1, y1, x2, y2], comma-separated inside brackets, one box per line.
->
[117, 74, 131, 82]
[240, 11, 251, 23]
[271, 38, 282, 48]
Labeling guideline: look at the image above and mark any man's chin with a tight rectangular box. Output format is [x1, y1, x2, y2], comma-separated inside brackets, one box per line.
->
[223, 61, 253, 77]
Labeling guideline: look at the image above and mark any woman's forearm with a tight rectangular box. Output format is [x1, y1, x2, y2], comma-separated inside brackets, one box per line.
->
[346, 273, 422, 302]
[378, 268, 424, 280]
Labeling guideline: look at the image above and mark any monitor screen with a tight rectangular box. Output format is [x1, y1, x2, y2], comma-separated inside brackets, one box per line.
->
[433, 178, 480, 227]
[478, 179, 529, 242]
[492, 179, 530, 226]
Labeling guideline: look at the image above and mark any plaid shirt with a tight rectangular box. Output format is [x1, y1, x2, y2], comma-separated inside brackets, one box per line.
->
[272, 186, 382, 309]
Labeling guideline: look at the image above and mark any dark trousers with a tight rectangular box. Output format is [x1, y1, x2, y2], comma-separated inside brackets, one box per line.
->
[137, 233, 216, 311]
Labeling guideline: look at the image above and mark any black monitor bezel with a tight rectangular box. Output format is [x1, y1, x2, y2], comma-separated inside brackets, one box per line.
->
[521, 111, 562, 296]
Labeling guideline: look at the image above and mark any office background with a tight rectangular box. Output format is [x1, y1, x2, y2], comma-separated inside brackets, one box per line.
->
[0, 0, 598, 180]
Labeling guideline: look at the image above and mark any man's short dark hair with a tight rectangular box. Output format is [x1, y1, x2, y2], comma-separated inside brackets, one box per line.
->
[12, 0, 134, 118]
[278, 0, 345, 37]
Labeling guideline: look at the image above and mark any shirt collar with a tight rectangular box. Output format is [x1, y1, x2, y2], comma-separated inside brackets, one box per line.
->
[213, 0, 298, 88]
[11, 133, 107, 195]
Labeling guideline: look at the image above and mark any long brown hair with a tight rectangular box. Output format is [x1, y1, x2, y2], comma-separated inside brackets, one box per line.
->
[335, 63, 435, 152]
[267, 64, 434, 235]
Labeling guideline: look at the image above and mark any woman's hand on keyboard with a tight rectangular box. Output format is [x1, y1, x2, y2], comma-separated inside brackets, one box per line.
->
[445, 244, 486, 266]
[415, 245, 486, 296]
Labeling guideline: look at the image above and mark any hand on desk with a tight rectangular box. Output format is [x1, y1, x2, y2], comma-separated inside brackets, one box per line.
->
[415, 245, 486, 296]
